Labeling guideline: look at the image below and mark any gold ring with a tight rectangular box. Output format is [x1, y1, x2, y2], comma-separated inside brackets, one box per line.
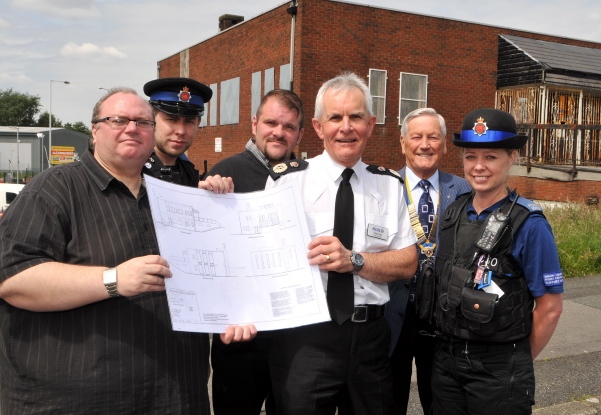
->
[325, 254, 331, 262]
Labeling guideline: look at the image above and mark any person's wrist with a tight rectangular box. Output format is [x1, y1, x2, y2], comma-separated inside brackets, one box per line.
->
[350, 250, 364, 275]
[103, 268, 119, 298]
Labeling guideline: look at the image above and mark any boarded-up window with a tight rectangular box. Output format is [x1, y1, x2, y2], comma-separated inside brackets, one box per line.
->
[265, 68, 274, 95]
[251, 71, 262, 120]
[209, 83, 218, 127]
[220, 77, 240, 125]
[280, 64, 291, 90]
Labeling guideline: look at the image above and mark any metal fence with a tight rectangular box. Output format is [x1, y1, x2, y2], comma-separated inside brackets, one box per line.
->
[497, 86, 601, 174]
[517, 124, 601, 177]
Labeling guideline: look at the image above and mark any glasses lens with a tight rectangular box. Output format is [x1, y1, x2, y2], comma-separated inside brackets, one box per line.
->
[109, 117, 130, 128]
[136, 120, 156, 129]
[101, 117, 154, 130]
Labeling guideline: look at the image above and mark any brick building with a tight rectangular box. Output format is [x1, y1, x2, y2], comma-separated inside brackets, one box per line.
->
[157, 0, 601, 203]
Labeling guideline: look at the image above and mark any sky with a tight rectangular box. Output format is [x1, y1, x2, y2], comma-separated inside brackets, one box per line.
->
[1, 0, 601, 125]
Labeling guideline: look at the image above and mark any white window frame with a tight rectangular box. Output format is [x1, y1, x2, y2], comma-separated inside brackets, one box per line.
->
[398, 72, 428, 125]
[368, 69, 387, 124]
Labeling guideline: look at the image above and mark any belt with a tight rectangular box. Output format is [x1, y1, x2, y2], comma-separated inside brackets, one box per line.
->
[351, 304, 384, 323]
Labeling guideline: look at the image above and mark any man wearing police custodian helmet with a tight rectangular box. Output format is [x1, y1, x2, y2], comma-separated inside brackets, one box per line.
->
[143, 77, 212, 186]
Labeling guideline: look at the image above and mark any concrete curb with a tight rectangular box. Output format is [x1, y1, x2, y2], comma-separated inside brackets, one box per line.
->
[534, 397, 601, 415]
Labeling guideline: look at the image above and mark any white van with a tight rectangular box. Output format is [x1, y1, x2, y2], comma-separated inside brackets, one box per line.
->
[0, 183, 25, 218]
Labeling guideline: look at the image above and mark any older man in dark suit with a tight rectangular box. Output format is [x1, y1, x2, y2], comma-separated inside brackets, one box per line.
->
[385, 108, 471, 414]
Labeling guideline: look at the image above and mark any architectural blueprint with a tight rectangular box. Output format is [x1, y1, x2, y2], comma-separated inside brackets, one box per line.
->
[145, 175, 330, 333]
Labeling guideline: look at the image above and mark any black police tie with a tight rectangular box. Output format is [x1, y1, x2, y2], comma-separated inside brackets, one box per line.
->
[418, 179, 435, 234]
[327, 168, 355, 325]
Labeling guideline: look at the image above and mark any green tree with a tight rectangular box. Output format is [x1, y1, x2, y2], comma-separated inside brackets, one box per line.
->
[36, 111, 63, 128]
[64, 121, 91, 136]
[0, 89, 41, 126]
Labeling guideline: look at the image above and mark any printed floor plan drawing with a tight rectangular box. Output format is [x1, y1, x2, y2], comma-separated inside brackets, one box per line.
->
[170, 247, 228, 276]
[145, 175, 330, 333]
[251, 243, 299, 276]
[155, 197, 221, 232]
[239, 202, 284, 235]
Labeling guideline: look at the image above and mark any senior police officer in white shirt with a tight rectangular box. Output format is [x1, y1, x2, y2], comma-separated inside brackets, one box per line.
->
[265, 72, 418, 415]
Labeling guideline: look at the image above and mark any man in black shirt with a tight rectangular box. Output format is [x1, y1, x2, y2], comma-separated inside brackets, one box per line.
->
[208, 89, 304, 192]
[208, 89, 304, 415]
[143, 77, 212, 186]
[0, 87, 254, 414]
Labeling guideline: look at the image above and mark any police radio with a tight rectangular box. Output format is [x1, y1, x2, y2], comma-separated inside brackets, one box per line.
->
[474, 190, 519, 253]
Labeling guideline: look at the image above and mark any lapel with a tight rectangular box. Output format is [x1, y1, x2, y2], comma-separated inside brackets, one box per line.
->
[439, 171, 459, 213]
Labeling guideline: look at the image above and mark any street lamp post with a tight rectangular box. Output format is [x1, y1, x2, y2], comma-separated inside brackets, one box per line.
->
[16, 127, 19, 184]
[37, 132, 45, 172]
[49, 80, 70, 168]
[8, 127, 20, 183]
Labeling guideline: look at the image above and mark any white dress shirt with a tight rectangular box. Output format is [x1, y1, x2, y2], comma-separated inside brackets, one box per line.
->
[266, 151, 416, 305]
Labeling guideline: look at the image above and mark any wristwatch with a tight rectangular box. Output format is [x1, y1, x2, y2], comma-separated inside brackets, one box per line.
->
[350, 250, 364, 275]
[103, 268, 119, 298]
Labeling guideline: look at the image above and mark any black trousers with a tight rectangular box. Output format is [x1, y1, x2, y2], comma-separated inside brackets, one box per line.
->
[431, 337, 535, 415]
[269, 318, 394, 415]
[211, 333, 274, 415]
[389, 302, 435, 414]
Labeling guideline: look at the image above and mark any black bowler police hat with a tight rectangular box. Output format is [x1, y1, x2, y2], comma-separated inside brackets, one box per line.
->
[143, 77, 212, 118]
[453, 108, 528, 149]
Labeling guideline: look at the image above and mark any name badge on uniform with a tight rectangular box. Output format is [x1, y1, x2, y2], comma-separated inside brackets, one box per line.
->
[367, 223, 388, 240]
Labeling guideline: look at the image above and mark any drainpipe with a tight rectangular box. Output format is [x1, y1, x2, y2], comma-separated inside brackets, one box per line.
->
[286, 1, 298, 92]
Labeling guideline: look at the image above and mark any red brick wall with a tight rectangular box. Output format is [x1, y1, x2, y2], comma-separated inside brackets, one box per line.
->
[157, 0, 601, 201]
[158, 4, 293, 173]
[507, 176, 601, 203]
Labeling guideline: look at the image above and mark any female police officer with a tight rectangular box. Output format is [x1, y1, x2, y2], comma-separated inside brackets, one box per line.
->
[425, 108, 563, 414]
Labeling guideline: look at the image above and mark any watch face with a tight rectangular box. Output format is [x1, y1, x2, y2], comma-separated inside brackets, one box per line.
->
[352, 252, 364, 270]
[103, 268, 117, 284]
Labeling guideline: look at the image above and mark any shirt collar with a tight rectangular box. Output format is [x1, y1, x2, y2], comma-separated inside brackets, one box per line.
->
[321, 150, 363, 184]
[81, 150, 117, 191]
[467, 195, 509, 218]
[405, 167, 439, 193]
[245, 138, 271, 169]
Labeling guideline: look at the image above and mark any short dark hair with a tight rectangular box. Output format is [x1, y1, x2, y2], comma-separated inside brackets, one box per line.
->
[256, 89, 304, 129]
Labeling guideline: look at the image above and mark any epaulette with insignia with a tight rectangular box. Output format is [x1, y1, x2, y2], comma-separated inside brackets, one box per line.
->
[269, 159, 309, 180]
[514, 195, 543, 213]
[366, 165, 404, 184]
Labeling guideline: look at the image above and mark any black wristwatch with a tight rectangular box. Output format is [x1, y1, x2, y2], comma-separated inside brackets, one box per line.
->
[350, 250, 364, 275]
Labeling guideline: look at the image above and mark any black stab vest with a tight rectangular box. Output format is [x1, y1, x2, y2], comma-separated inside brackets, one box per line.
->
[434, 194, 534, 342]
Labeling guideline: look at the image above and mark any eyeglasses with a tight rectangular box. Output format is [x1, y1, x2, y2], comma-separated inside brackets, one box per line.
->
[93, 116, 156, 130]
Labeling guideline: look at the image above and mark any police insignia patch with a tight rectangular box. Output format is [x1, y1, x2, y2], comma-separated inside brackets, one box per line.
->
[473, 116, 488, 136]
[178, 86, 191, 102]
[366, 165, 404, 183]
[273, 163, 288, 173]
